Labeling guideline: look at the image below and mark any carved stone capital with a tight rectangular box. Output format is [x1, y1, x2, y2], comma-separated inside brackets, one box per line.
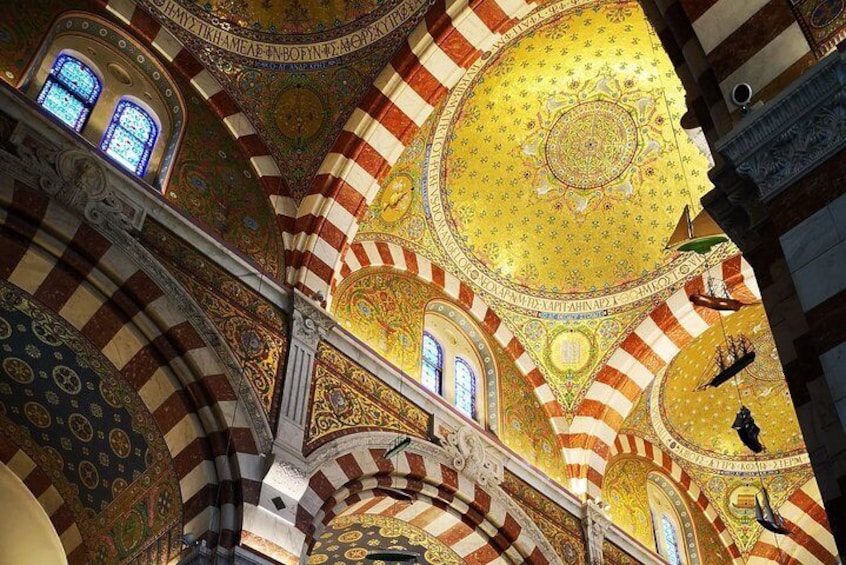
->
[716, 48, 846, 202]
[582, 499, 612, 565]
[291, 290, 335, 351]
[441, 424, 504, 487]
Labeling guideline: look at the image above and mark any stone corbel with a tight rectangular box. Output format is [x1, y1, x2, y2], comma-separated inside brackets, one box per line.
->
[437, 422, 504, 487]
[291, 290, 335, 351]
[582, 499, 612, 565]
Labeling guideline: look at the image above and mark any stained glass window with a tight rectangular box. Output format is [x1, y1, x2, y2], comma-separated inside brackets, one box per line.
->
[454, 357, 477, 420]
[661, 514, 682, 565]
[101, 100, 158, 176]
[421, 332, 443, 395]
[36, 54, 101, 132]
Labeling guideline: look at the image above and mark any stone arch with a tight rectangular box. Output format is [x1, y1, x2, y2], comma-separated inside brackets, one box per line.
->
[0, 178, 264, 552]
[565, 254, 759, 497]
[334, 241, 568, 444]
[298, 432, 562, 564]
[92, 0, 296, 241]
[747, 477, 838, 565]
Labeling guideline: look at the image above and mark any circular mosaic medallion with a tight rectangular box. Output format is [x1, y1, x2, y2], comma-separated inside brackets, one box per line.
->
[53, 365, 82, 394]
[0, 316, 10, 339]
[344, 548, 368, 560]
[120, 509, 145, 552]
[68, 413, 93, 442]
[32, 318, 63, 345]
[78, 460, 99, 489]
[110, 428, 132, 458]
[379, 174, 414, 223]
[3, 357, 34, 384]
[338, 530, 363, 543]
[545, 100, 637, 189]
[23, 401, 51, 428]
[43, 446, 64, 470]
[112, 477, 128, 498]
[99, 380, 123, 408]
[810, 0, 843, 28]
[275, 86, 325, 140]
[308, 555, 329, 564]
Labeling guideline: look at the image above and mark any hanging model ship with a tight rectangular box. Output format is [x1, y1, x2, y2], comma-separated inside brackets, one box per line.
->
[666, 205, 728, 254]
[696, 334, 756, 390]
[755, 487, 792, 535]
[732, 405, 765, 453]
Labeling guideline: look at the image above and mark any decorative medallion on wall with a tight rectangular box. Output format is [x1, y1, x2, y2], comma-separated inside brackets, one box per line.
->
[305, 343, 430, 455]
[0, 280, 182, 563]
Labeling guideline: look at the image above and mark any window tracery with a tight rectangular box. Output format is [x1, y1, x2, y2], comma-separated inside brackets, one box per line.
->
[36, 54, 101, 132]
[101, 100, 158, 176]
[421, 332, 444, 395]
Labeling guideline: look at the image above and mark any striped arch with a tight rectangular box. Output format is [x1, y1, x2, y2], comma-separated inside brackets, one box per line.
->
[290, 0, 534, 295]
[96, 0, 296, 241]
[0, 179, 262, 550]
[609, 434, 742, 562]
[748, 478, 839, 565]
[334, 240, 568, 443]
[298, 434, 559, 564]
[0, 436, 85, 564]
[565, 254, 760, 497]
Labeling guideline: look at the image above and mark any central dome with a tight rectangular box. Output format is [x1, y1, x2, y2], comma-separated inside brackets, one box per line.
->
[428, 2, 713, 299]
[545, 100, 637, 189]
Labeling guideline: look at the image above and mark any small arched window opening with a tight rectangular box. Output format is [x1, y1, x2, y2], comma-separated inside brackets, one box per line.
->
[454, 357, 477, 420]
[660, 514, 682, 565]
[36, 54, 101, 132]
[647, 473, 701, 565]
[101, 99, 159, 176]
[422, 301, 498, 429]
[421, 331, 443, 395]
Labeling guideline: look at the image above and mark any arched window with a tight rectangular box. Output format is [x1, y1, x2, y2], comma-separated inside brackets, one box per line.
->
[36, 54, 101, 132]
[100, 100, 159, 176]
[454, 357, 477, 419]
[421, 332, 443, 395]
[661, 514, 682, 565]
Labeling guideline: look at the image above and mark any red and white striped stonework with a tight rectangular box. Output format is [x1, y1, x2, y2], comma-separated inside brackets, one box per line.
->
[336, 240, 568, 443]
[337, 496, 514, 564]
[610, 434, 743, 563]
[0, 436, 85, 564]
[565, 255, 760, 498]
[747, 478, 839, 565]
[98, 0, 297, 245]
[291, 0, 534, 296]
[297, 441, 554, 564]
[0, 177, 262, 550]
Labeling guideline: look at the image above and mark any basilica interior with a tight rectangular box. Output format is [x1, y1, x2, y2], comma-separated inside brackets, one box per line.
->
[1, 0, 845, 563]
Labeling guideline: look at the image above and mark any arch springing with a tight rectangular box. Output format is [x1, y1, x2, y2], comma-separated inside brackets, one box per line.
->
[100, 99, 159, 176]
[36, 54, 101, 132]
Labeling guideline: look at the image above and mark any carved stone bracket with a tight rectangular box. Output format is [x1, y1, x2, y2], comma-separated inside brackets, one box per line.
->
[716, 48, 846, 202]
[582, 499, 612, 565]
[441, 424, 504, 487]
[291, 291, 335, 351]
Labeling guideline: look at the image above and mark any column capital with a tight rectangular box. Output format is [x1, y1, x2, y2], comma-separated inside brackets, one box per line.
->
[582, 499, 612, 565]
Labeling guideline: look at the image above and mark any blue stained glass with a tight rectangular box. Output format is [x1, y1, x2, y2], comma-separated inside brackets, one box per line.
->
[661, 515, 682, 565]
[36, 54, 100, 132]
[454, 358, 477, 420]
[101, 100, 158, 176]
[421, 332, 443, 395]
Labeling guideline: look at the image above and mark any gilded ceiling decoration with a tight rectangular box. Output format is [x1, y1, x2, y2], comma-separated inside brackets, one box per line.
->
[427, 1, 712, 301]
[137, 0, 431, 198]
[654, 305, 806, 465]
[0, 281, 182, 563]
[309, 513, 463, 565]
[306, 343, 430, 455]
[332, 269, 563, 475]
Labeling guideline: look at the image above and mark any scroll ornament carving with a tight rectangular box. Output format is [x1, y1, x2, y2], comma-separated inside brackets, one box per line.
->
[443, 425, 503, 487]
[736, 95, 846, 200]
[582, 499, 612, 565]
[292, 292, 335, 350]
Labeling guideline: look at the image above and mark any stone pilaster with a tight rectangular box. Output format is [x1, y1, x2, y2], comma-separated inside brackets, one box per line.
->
[582, 499, 612, 565]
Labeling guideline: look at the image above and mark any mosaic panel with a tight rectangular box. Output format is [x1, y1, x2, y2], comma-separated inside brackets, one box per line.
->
[502, 471, 585, 564]
[0, 280, 182, 564]
[141, 220, 288, 423]
[305, 343, 431, 455]
[308, 514, 463, 565]
[792, 0, 846, 56]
